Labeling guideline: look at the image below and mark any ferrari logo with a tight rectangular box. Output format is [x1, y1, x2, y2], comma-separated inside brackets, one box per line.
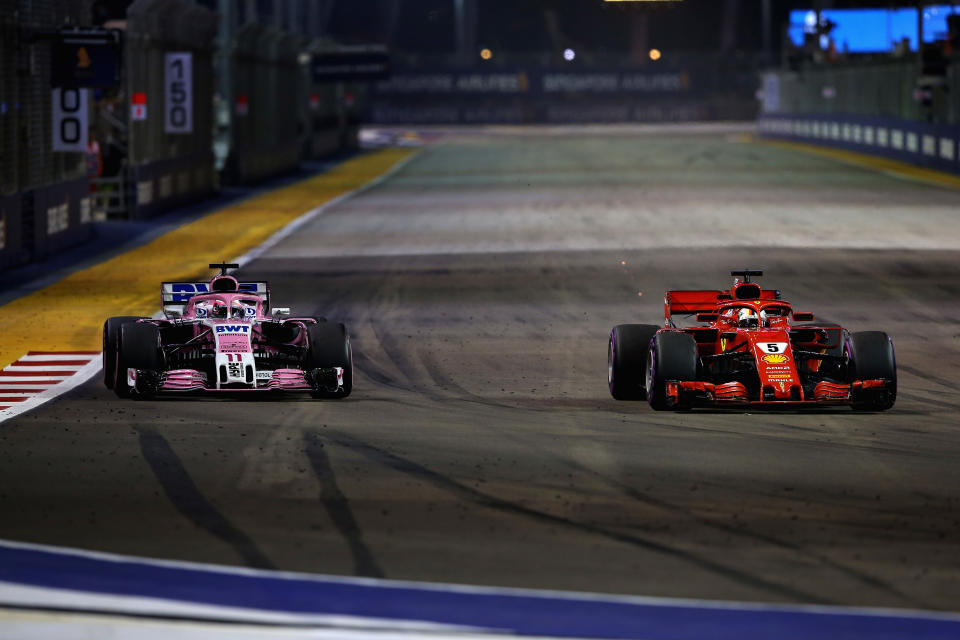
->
[76, 47, 91, 69]
[720, 338, 727, 351]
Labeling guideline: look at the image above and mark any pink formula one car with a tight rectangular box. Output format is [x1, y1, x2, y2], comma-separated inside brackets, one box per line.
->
[102, 263, 352, 399]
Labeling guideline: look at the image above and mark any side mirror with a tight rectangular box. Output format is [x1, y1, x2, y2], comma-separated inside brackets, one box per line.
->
[696, 313, 718, 323]
[792, 311, 815, 322]
[164, 309, 182, 319]
[272, 307, 291, 319]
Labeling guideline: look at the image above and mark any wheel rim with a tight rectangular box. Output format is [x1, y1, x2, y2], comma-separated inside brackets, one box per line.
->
[645, 347, 655, 399]
[607, 338, 614, 388]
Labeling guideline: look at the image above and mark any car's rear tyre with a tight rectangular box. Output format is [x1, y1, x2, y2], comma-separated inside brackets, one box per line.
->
[103, 316, 141, 389]
[849, 331, 896, 411]
[608, 324, 659, 400]
[646, 331, 698, 411]
[307, 322, 353, 399]
[115, 322, 162, 399]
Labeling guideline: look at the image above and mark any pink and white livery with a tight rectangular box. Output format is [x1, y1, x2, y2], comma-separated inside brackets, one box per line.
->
[102, 263, 352, 399]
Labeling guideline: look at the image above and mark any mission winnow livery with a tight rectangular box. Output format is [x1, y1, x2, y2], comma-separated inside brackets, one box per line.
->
[608, 270, 896, 411]
[102, 263, 352, 398]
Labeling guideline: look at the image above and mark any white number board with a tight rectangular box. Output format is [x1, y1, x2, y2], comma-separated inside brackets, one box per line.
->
[52, 88, 88, 152]
[164, 52, 193, 134]
[761, 343, 788, 354]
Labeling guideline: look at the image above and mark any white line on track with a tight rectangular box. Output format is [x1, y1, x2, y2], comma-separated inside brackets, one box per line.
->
[230, 150, 421, 267]
[0, 372, 72, 377]
[3, 365, 86, 372]
[0, 582, 486, 636]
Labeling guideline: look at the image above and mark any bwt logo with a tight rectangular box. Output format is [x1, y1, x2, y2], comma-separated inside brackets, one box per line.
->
[216, 325, 250, 333]
[169, 282, 259, 302]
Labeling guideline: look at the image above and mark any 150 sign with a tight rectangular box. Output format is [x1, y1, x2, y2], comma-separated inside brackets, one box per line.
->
[164, 52, 193, 134]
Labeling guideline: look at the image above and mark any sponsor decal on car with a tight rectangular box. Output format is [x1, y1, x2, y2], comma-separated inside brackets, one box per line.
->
[166, 282, 262, 302]
[216, 325, 250, 333]
[768, 374, 793, 379]
[762, 353, 789, 364]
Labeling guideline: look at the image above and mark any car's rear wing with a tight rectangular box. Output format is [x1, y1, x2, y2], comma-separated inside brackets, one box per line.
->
[161, 282, 270, 316]
[665, 289, 780, 324]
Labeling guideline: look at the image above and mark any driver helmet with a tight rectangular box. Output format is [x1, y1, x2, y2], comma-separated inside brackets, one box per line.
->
[737, 308, 759, 328]
[211, 300, 228, 318]
[232, 300, 253, 318]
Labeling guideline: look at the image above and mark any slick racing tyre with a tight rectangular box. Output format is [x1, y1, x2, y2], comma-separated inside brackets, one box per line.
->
[115, 322, 162, 399]
[849, 331, 896, 411]
[307, 322, 353, 399]
[608, 324, 659, 400]
[646, 331, 698, 411]
[103, 316, 141, 389]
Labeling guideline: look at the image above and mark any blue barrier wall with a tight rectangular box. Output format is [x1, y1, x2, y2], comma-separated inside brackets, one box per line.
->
[0, 193, 25, 271]
[3, 538, 960, 640]
[758, 113, 960, 176]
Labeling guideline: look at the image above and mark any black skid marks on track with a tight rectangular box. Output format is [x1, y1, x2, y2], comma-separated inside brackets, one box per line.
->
[137, 428, 275, 570]
[326, 432, 827, 604]
[303, 431, 384, 578]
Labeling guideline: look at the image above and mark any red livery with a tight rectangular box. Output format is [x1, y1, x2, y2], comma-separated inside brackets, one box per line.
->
[608, 270, 896, 411]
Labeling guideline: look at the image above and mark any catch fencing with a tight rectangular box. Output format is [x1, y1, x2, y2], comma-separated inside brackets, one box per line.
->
[223, 23, 302, 184]
[123, 0, 217, 218]
[0, 0, 95, 270]
[758, 54, 960, 175]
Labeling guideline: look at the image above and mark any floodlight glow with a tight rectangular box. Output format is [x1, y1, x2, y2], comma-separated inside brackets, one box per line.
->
[649, 48, 662, 61]
[480, 48, 492, 60]
[563, 48, 575, 61]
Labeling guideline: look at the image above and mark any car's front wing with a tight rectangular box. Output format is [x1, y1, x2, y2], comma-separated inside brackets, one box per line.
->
[665, 379, 891, 408]
[125, 367, 343, 394]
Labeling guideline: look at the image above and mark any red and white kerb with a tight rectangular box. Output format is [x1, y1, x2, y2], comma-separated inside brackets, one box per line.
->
[0, 352, 101, 414]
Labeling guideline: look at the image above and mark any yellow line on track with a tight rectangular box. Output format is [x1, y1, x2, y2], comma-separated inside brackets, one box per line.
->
[0, 148, 415, 371]
[762, 138, 960, 191]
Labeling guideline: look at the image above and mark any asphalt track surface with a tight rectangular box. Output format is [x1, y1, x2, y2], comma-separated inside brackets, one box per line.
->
[1, 124, 959, 612]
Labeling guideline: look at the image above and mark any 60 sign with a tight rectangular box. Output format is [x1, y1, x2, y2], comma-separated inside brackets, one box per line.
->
[51, 88, 88, 152]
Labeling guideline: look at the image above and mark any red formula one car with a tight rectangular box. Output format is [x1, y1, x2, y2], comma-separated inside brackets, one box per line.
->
[608, 270, 896, 411]
[102, 263, 352, 399]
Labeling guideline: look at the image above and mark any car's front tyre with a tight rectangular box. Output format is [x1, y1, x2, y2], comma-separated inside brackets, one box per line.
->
[849, 331, 896, 411]
[608, 324, 660, 400]
[103, 316, 142, 389]
[646, 331, 698, 411]
[114, 322, 162, 399]
[307, 322, 353, 399]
